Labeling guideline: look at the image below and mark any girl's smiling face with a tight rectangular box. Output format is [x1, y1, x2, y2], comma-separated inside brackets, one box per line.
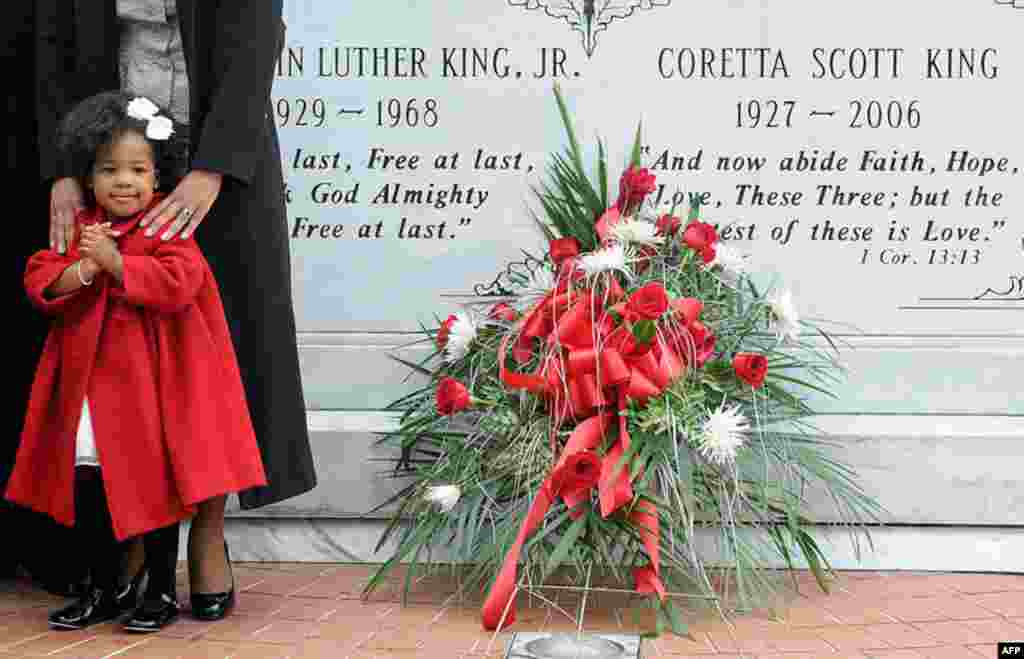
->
[90, 130, 157, 218]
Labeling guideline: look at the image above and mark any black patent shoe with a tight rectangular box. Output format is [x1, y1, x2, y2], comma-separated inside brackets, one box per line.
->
[190, 542, 235, 621]
[123, 593, 179, 633]
[115, 570, 147, 612]
[189, 587, 235, 621]
[48, 587, 121, 630]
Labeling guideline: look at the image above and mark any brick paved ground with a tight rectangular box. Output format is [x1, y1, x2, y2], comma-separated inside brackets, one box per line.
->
[0, 564, 1022, 658]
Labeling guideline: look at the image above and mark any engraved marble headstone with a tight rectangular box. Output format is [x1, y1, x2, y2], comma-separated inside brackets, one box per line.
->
[505, 632, 641, 659]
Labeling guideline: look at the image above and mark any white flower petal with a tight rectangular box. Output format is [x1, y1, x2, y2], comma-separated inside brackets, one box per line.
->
[145, 115, 175, 141]
[126, 97, 160, 121]
[767, 290, 801, 343]
[579, 243, 627, 275]
[698, 403, 750, 465]
[444, 311, 477, 363]
[610, 219, 662, 246]
[424, 484, 461, 512]
[705, 243, 748, 286]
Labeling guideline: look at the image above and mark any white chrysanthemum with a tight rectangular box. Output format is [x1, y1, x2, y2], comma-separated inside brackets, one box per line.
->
[705, 243, 748, 285]
[698, 403, 750, 465]
[145, 115, 174, 141]
[610, 219, 662, 246]
[125, 97, 160, 120]
[529, 264, 556, 291]
[424, 484, 461, 512]
[579, 243, 627, 276]
[767, 289, 801, 343]
[444, 311, 477, 363]
[516, 264, 557, 310]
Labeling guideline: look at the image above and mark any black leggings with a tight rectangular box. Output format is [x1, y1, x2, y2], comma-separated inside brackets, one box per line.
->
[75, 467, 179, 599]
[142, 520, 179, 598]
[74, 467, 123, 591]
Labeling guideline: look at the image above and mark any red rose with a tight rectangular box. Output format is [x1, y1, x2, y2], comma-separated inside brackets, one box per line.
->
[733, 352, 768, 389]
[700, 243, 717, 265]
[682, 221, 718, 252]
[672, 297, 703, 325]
[626, 282, 669, 321]
[549, 237, 580, 266]
[655, 214, 682, 236]
[489, 303, 518, 322]
[436, 314, 457, 348]
[594, 207, 622, 243]
[689, 321, 717, 367]
[615, 166, 657, 213]
[551, 451, 602, 497]
[436, 377, 472, 415]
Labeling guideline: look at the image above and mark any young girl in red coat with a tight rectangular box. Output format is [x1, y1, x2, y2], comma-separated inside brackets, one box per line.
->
[5, 92, 267, 632]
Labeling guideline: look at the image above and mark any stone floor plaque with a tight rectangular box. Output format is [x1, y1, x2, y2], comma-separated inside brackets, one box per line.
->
[504, 632, 642, 659]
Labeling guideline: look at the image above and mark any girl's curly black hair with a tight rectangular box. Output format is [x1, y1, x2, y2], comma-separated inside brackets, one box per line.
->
[57, 91, 188, 197]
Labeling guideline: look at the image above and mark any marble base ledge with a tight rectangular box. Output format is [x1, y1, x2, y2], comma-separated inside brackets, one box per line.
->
[211, 518, 1024, 573]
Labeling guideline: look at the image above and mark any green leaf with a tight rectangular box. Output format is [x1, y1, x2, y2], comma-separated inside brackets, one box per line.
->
[632, 319, 657, 344]
[597, 139, 609, 208]
[630, 121, 644, 168]
[654, 605, 667, 637]
[663, 599, 689, 637]
[542, 513, 588, 582]
[522, 507, 574, 555]
[766, 372, 838, 399]
[553, 83, 583, 173]
[388, 354, 433, 377]
[688, 192, 703, 218]
[703, 358, 733, 378]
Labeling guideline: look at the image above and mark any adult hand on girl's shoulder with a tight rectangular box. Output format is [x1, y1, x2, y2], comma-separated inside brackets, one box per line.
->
[140, 170, 223, 241]
[50, 178, 85, 255]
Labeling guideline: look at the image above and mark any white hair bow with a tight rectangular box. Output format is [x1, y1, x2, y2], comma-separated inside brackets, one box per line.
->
[125, 97, 174, 141]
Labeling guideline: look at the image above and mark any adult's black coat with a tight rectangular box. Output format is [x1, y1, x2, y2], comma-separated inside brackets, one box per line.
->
[34, 0, 317, 509]
[3, 0, 87, 593]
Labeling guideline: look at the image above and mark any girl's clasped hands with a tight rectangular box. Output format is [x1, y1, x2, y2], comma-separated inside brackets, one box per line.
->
[77, 223, 122, 282]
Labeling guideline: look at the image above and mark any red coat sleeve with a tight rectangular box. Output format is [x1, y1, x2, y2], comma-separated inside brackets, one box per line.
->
[189, 0, 283, 185]
[23, 249, 88, 315]
[111, 239, 206, 313]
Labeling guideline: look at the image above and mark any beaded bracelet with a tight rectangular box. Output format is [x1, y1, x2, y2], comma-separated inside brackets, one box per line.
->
[76, 260, 94, 287]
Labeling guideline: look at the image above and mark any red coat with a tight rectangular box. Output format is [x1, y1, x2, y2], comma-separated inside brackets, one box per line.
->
[6, 204, 267, 540]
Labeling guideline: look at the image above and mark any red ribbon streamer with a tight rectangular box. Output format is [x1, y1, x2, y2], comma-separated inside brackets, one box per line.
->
[480, 415, 610, 631]
[485, 273, 685, 629]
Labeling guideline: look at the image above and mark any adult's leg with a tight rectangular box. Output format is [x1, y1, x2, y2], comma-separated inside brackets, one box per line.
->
[188, 125, 315, 600]
[187, 496, 237, 621]
[188, 495, 229, 593]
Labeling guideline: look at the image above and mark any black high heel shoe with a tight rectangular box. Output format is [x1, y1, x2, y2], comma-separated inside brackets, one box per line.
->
[190, 542, 235, 621]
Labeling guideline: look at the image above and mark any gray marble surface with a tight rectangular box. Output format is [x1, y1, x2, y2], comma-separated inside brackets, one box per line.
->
[225, 412, 1024, 525]
[211, 518, 1024, 572]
